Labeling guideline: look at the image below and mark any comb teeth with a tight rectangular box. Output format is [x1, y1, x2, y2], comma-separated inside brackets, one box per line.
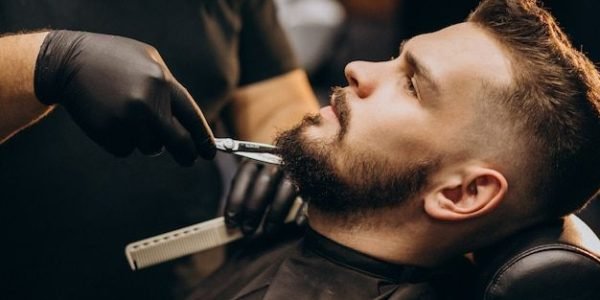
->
[125, 197, 304, 270]
[125, 217, 242, 270]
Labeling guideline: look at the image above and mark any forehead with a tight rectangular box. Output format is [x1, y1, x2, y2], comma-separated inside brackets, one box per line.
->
[406, 22, 513, 94]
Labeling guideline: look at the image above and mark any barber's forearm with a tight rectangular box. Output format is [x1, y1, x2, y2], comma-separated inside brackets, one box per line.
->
[0, 32, 53, 144]
[229, 69, 320, 143]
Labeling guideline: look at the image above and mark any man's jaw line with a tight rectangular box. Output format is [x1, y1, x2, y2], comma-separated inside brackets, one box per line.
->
[278, 87, 454, 267]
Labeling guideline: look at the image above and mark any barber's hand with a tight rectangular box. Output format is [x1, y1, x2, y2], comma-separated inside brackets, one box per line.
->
[225, 160, 303, 236]
[34, 30, 215, 165]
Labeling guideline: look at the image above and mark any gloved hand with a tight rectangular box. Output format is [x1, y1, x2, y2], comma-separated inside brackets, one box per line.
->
[225, 160, 304, 236]
[34, 30, 215, 165]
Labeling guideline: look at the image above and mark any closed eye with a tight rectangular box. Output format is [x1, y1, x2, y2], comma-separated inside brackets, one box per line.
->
[402, 74, 418, 98]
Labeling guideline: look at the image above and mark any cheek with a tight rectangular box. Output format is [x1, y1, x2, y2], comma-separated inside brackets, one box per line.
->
[343, 100, 434, 162]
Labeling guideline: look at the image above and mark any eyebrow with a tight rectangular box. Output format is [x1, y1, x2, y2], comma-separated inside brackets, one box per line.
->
[399, 40, 440, 95]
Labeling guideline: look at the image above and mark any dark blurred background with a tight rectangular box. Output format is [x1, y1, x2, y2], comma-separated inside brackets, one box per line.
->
[275, 0, 600, 235]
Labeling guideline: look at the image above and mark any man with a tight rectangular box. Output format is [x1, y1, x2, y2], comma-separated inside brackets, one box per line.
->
[188, 0, 600, 298]
[0, 1, 318, 299]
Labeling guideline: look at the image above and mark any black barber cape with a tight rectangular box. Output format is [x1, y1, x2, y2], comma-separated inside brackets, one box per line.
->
[0, 1, 295, 299]
[188, 228, 474, 300]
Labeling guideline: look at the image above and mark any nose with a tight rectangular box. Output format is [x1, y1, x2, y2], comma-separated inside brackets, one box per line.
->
[344, 60, 380, 99]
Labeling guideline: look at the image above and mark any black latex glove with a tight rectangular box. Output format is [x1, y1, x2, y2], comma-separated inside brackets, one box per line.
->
[225, 160, 303, 236]
[34, 30, 215, 165]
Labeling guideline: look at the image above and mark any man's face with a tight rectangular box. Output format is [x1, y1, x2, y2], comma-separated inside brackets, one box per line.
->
[277, 22, 513, 217]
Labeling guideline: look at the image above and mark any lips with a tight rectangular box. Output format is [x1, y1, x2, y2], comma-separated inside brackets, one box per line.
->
[330, 93, 337, 113]
[318, 89, 342, 121]
[319, 105, 338, 121]
[331, 99, 339, 120]
[330, 87, 350, 139]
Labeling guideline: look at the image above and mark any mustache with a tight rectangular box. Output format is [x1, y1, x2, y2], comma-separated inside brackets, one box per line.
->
[278, 86, 352, 143]
[331, 87, 351, 140]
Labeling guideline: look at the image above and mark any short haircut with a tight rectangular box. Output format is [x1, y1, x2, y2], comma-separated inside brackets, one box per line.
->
[468, 0, 600, 217]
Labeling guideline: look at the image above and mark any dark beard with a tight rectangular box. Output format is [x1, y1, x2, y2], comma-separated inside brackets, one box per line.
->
[275, 116, 440, 222]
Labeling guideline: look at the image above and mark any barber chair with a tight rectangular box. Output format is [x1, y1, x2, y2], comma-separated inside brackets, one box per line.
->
[578, 196, 600, 235]
[472, 215, 600, 300]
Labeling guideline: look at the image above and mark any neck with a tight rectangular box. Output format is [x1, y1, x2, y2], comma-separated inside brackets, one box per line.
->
[307, 207, 455, 267]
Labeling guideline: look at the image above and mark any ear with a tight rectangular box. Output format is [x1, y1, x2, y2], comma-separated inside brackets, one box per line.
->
[424, 166, 508, 221]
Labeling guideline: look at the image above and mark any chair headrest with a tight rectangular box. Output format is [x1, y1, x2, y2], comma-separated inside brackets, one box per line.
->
[473, 215, 600, 300]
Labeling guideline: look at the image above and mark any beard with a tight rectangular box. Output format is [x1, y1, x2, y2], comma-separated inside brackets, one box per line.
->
[275, 88, 440, 223]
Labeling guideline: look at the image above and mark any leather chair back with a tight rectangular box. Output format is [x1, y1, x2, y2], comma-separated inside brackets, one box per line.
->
[473, 215, 600, 300]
